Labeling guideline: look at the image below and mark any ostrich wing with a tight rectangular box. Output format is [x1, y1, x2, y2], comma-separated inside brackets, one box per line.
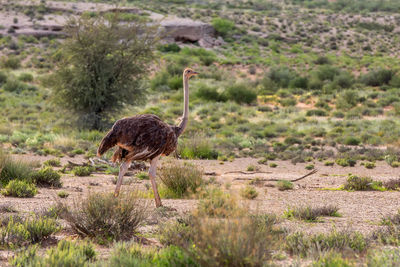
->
[113, 114, 177, 161]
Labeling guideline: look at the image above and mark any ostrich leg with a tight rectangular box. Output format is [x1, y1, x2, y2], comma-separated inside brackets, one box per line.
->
[149, 156, 162, 207]
[114, 160, 131, 197]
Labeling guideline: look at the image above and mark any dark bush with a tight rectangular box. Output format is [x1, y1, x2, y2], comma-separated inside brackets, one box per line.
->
[306, 109, 327, 116]
[196, 84, 225, 102]
[224, 83, 257, 104]
[158, 43, 181, 53]
[361, 69, 394, 87]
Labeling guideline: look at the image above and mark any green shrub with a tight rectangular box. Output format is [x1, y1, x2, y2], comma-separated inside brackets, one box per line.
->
[269, 162, 278, 168]
[57, 191, 69, 198]
[159, 160, 203, 198]
[1, 56, 21, 69]
[240, 185, 258, 199]
[3, 79, 27, 93]
[72, 166, 94, 176]
[59, 191, 148, 243]
[18, 73, 33, 82]
[2, 180, 37, 197]
[43, 158, 61, 167]
[167, 75, 182, 90]
[211, 18, 235, 37]
[306, 109, 327, 116]
[343, 136, 361, 146]
[343, 175, 382, 191]
[364, 162, 376, 169]
[324, 161, 334, 166]
[276, 180, 294, 191]
[31, 167, 61, 188]
[312, 253, 354, 267]
[336, 90, 359, 110]
[0, 71, 7, 85]
[11, 240, 96, 266]
[158, 43, 181, 53]
[268, 67, 297, 88]
[305, 164, 314, 170]
[335, 158, 356, 167]
[224, 83, 257, 104]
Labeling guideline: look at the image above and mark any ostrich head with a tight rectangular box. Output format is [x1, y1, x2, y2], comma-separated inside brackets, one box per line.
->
[183, 68, 199, 79]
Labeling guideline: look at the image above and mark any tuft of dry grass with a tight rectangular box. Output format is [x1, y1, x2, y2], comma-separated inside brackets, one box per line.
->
[58, 191, 149, 243]
[285, 205, 340, 222]
[286, 229, 368, 257]
[51, 135, 77, 153]
[159, 160, 203, 198]
[0, 149, 34, 186]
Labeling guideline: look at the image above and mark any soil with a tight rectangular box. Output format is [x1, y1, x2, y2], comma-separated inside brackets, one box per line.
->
[1, 154, 399, 265]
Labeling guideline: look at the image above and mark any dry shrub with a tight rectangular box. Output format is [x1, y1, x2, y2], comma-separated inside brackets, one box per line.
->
[384, 179, 400, 190]
[159, 160, 203, 198]
[59, 191, 149, 243]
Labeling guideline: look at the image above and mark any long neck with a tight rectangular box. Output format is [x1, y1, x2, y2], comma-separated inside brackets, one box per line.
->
[176, 75, 189, 136]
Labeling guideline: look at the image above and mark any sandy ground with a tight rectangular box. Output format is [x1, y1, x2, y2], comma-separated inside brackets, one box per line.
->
[1, 154, 400, 265]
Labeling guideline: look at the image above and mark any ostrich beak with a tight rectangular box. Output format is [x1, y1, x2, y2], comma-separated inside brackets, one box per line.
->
[192, 71, 199, 75]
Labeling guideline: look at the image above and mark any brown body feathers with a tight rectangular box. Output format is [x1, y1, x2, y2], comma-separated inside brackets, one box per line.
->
[97, 114, 179, 162]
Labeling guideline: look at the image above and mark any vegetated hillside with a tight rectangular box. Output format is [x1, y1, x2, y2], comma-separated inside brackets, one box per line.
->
[0, 0, 400, 163]
[3, 1, 400, 267]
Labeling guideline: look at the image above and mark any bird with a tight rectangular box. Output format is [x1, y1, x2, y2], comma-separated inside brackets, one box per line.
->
[97, 67, 199, 207]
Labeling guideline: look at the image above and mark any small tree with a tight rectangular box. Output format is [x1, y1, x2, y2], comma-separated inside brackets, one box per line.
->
[51, 15, 157, 129]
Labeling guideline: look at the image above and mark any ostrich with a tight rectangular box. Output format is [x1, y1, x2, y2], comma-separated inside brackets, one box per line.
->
[97, 68, 198, 207]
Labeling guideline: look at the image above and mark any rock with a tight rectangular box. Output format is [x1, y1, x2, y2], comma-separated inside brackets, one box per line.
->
[161, 18, 220, 47]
